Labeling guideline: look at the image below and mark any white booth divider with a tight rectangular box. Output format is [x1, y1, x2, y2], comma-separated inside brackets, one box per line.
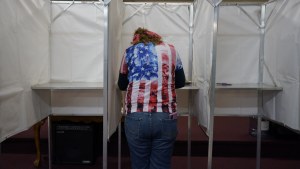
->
[106, 0, 124, 139]
[0, 0, 50, 143]
[51, 2, 104, 83]
[193, 0, 215, 130]
[264, 0, 300, 131]
[104, 1, 125, 168]
[193, 0, 300, 133]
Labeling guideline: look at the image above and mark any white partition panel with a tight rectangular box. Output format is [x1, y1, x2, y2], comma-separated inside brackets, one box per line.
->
[192, 0, 300, 132]
[51, 2, 104, 82]
[0, 0, 50, 142]
[264, 0, 300, 130]
[107, 0, 125, 138]
[193, 0, 214, 130]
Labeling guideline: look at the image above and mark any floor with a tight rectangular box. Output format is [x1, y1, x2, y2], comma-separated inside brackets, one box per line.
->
[1, 116, 300, 169]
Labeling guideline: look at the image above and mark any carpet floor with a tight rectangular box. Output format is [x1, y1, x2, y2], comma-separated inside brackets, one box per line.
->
[1, 116, 300, 169]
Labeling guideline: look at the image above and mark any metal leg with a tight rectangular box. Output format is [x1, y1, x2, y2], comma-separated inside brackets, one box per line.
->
[207, 115, 215, 169]
[187, 111, 191, 169]
[256, 3, 266, 169]
[187, 3, 194, 169]
[118, 122, 122, 169]
[207, 4, 219, 169]
[103, 118, 108, 169]
[256, 115, 262, 169]
[48, 117, 52, 169]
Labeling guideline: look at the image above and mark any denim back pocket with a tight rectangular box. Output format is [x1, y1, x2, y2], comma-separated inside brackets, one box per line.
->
[161, 119, 178, 139]
[125, 115, 142, 139]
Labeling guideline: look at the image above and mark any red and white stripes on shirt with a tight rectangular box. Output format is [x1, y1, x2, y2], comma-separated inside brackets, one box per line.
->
[119, 42, 183, 116]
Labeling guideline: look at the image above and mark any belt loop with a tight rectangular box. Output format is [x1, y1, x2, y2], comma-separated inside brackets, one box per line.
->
[169, 113, 177, 119]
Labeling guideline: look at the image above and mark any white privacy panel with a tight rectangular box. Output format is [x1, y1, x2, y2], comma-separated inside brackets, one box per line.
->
[50, 3, 104, 82]
[216, 6, 262, 84]
[194, 0, 300, 132]
[265, 0, 300, 130]
[0, 0, 50, 142]
[106, 0, 125, 137]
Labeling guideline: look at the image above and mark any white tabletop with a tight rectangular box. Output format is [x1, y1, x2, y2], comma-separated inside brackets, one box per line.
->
[31, 82, 281, 91]
[216, 83, 283, 91]
[31, 82, 199, 90]
[220, 0, 269, 6]
[31, 82, 104, 90]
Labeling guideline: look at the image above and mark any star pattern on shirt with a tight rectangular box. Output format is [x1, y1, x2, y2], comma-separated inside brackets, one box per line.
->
[126, 43, 158, 82]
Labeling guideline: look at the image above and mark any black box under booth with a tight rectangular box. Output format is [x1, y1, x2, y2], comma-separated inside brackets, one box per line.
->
[51, 120, 100, 165]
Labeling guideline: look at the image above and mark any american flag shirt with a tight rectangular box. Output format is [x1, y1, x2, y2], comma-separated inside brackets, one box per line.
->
[120, 42, 184, 116]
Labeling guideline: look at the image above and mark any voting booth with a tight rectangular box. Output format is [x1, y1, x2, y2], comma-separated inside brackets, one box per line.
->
[193, 0, 288, 168]
[0, 0, 124, 168]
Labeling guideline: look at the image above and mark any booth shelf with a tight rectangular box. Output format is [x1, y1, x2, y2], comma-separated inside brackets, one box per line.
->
[216, 83, 283, 90]
[31, 82, 104, 90]
[220, 0, 269, 6]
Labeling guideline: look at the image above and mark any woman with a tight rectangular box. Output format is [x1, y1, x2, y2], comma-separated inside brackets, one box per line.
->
[118, 27, 185, 169]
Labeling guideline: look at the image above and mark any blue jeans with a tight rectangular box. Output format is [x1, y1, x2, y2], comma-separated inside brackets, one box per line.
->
[125, 112, 178, 169]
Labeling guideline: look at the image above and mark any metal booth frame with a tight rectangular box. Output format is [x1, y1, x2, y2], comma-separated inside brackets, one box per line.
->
[204, 0, 286, 169]
[33, 1, 110, 169]
[122, 2, 196, 169]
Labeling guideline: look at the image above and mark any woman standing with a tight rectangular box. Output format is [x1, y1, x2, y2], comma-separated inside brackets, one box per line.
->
[118, 27, 186, 169]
